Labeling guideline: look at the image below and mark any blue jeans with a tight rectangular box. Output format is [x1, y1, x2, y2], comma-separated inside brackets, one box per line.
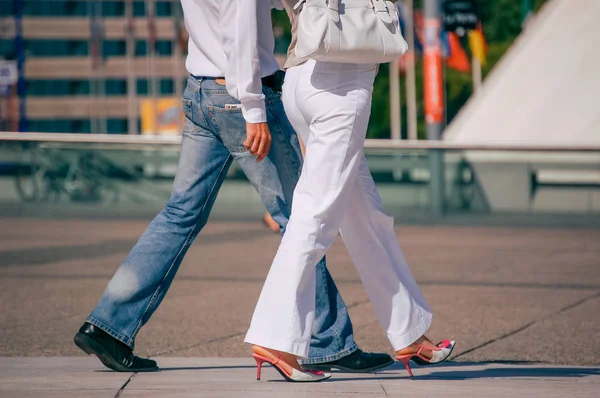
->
[87, 76, 357, 363]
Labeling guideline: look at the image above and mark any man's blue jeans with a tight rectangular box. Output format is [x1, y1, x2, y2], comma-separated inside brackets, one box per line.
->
[87, 76, 357, 364]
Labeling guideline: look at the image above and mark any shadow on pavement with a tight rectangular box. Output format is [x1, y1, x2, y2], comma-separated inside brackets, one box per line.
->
[307, 361, 600, 382]
[156, 365, 256, 372]
[377, 361, 600, 380]
[422, 366, 600, 380]
[91, 361, 599, 383]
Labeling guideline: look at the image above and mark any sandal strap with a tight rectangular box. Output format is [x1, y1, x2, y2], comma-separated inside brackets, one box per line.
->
[414, 345, 430, 362]
[414, 344, 441, 362]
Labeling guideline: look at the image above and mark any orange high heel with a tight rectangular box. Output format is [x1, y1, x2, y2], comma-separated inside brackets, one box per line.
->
[252, 347, 331, 382]
[396, 340, 455, 377]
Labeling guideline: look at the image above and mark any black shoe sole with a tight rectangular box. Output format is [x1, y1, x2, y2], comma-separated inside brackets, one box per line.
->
[73, 332, 158, 373]
[306, 358, 395, 373]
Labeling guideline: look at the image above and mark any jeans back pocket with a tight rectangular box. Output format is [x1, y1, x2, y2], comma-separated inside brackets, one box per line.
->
[207, 105, 248, 154]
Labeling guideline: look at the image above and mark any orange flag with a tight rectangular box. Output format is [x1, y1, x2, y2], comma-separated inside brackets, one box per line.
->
[446, 32, 471, 73]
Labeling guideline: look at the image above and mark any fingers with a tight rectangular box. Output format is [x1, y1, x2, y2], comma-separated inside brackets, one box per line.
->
[256, 134, 271, 162]
[250, 130, 261, 155]
[245, 123, 272, 162]
[243, 130, 254, 151]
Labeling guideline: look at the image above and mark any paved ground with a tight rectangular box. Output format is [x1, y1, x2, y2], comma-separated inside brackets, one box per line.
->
[2, 357, 599, 397]
[1, 213, 599, 397]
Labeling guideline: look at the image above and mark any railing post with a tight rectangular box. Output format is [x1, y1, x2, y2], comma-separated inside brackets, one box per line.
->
[428, 148, 445, 216]
[423, 0, 445, 215]
[14, 0, 27, 132]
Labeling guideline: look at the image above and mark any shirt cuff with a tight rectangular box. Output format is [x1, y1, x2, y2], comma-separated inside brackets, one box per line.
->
[241, 99, 267, 123]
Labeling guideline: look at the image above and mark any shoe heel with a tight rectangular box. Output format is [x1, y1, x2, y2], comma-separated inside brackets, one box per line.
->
[73, 333, 94, 356]
[252, 354, 264, 381]
[396, 355, 414, 377]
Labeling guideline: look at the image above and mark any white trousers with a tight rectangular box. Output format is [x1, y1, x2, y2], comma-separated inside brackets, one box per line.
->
[245, 60, 432, 357]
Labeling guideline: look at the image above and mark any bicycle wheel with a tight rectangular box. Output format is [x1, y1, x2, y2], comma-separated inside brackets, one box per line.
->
[14, 165, 48, 202]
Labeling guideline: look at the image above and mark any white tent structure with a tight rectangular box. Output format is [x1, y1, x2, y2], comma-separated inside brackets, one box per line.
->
[442, 0, 600, 213]
[444, 0, 600, 145]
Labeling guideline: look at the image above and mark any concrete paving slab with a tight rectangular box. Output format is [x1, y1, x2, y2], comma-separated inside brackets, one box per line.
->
[459, 294, 600, 365]
[121, 392, 381, 398]
[2, 392, 114, 398]
[1, 358, 598, 398]
[1, 218, 599, 368]
[380, 362, 600, 397]
[0, 357, 130, 396]
[346, 285, 594, 362]
[126, 358, 385, 395]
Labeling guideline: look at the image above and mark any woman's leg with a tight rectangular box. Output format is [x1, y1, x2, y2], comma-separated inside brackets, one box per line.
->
[339, 155, 433, 351]
[282, 65, 363, 365]
[245, 60, 377, 358]
[284, 63, 432, 352]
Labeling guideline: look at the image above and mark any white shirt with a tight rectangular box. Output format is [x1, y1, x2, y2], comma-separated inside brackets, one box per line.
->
[181, 0, 281, 123]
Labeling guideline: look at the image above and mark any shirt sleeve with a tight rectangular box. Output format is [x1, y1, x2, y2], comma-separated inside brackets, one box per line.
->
[220, 1, 266, 123]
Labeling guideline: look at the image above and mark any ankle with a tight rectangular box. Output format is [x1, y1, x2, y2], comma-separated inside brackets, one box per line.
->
[396, 344, 419, 356]
[252, 346, 301, 370]
[395, 336, 434, 356]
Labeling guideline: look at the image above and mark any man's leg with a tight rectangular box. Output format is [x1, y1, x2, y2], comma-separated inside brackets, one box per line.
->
[75, 79, 233, 371]
[86, 120, 232, 345]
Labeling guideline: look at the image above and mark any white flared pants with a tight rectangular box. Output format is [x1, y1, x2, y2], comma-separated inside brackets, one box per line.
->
[245, 60, 432, 357]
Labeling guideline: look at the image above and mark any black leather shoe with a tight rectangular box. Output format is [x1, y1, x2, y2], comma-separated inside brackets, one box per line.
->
[73, 322, 158, 372]
[303, 349, 394, 373]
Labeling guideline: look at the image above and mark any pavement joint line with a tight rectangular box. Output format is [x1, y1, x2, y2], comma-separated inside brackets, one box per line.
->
[114, 372, 137, 398]
[2, 313, 83, 332]
[0, 228, 270, 267]
[149, 332, 246, 357]
[347, 299, 370, 309]
[0, 239, 137, 267]
[376, 371, 389, 397]
[417, 280, 600, 291]
[6, 273, 600, 292]
[453, 290, 600, 360]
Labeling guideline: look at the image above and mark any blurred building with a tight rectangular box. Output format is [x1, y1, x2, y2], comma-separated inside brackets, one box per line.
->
[444, 0, 600, 213]
[444, 0, 600, 145]
[0, 0, 187, 134]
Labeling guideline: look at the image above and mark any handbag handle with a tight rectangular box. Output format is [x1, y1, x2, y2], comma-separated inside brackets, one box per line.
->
[293, 0, 306, 10]
[371, 0, 394, 24]
[294, 0, 394, 24]
[327, 0, 340, 22]
[293, 0, 340, 22]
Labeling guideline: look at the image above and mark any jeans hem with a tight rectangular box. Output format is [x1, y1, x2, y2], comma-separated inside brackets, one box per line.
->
[86, 317, 134, 349]
[299, 342, 359, 365]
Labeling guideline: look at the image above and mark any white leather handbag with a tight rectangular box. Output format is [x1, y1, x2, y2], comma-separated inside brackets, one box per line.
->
[294, 0, 408, 64]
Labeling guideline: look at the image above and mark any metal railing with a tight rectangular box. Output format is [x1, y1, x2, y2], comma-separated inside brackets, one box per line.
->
[2, 132, 600, 152]
[1, 132, 599, 214]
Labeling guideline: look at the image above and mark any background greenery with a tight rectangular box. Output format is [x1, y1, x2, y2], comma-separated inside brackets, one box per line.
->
[272, 0, 548, 139]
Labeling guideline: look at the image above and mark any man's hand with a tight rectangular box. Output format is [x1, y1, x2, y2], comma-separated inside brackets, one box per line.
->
[244, 122, 272, 162]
